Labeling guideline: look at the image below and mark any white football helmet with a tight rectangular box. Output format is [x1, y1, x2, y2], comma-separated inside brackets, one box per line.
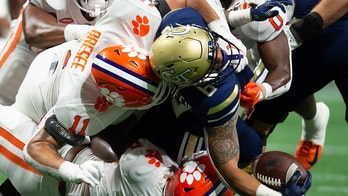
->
[74, 0, 114, 17]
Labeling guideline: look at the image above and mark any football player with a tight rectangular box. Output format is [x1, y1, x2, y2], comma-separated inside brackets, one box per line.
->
[18, 0, 240, 188]
[150, 7, 312, 196]
[225, 0, 294, 115]
[0, 107, 233, 195]
[0, 0, 110, 105]
[0, 104, 173, 195]
[224, 0, 331, 171]
[246, 0, 348, 170]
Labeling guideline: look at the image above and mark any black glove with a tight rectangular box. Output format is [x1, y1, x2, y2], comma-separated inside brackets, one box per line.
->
[250, 0, 293, 21]
[281, 170, 312, 196]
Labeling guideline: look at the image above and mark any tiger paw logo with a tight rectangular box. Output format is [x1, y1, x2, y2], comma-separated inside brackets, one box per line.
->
[145, 149, 162, 168]
[180, 161, 206, 185]
[132, 15, 150, 37]
[99, 87, 127, 108]
[121, 45, 148, 60]
[94, 95, 113, 112]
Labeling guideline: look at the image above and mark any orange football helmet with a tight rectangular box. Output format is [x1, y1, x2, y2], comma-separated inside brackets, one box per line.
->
[91, 45, 169, 109]
[164, 151, 234, 196]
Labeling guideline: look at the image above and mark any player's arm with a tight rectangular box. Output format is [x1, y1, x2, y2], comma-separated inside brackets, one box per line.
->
[240, 21, 292, 110]
[23, 117, 104, 187]
[22, 3, 66, 49]
[22, 3, 92, 49]
[256, 30, 291, 97]
[226, 0, 293, 28]
[8, 0, 27, 20]
[166, 0, 242, 46]
[312, 0, 348, 28]
[289, 0, 348, 45]
[204, 113, 281, 195]
[165, 0, 219, 24]
[25, 126, 66, 170]
[204, 112, 312, 195]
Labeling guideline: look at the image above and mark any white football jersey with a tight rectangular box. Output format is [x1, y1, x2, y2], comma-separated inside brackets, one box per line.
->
[12, 0, 162, 136]
[229, 0, 294, 48]
[0, 104, 176, 195]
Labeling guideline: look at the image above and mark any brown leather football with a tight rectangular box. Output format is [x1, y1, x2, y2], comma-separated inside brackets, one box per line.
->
[251, 151, 307, 191]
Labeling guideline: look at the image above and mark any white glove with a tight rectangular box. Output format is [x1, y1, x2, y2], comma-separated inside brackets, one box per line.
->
[283, 25, 302, 50]
[58, 160, 104, 187]
[64, 24, 93, 41]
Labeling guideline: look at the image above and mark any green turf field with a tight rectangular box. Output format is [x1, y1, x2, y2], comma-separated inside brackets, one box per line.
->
[0, 171, 5, 185]
[0, 82, 346, 195]
[266, 82, 348, 196]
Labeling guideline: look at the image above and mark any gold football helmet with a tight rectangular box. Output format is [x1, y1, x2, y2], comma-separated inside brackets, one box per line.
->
[149, 25, 219, 86]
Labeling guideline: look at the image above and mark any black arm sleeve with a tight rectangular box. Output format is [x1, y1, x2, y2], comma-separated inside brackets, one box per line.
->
[290, 12, 323, 43]
[45, 115, 85, 146]
[155, 0, 171, 18]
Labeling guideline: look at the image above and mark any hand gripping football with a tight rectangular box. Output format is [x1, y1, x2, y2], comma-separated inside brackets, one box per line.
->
[251, 151, 308, 191]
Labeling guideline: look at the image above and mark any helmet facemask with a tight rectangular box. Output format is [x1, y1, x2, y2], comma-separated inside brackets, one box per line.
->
[74, 0, 113, 17]
[150, 25, 242, 87]
[150, 25, 220, 87]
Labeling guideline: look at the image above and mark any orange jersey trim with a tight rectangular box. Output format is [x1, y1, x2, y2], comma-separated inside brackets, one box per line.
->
[0, 127, 42, 175]
[0, 6, 25, 68]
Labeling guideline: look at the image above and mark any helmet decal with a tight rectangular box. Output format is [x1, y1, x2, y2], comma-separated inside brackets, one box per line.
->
[164, 151, 234, 196]
[91, 45, 168, 109]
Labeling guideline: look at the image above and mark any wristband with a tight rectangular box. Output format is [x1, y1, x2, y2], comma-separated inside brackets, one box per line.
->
[290, 12, 323, 43]
[260, 82, 273, 100]
[256, 184, 282, 196]
[227, 8, 252, 28]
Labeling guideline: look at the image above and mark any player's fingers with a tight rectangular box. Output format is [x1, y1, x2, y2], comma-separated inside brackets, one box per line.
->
[278, 0, 293, 6]
[267, 2, 286, 13]
[303, 171, 312, 189]
[92, 161, 105, 178]
[249, 3, 257, 9]
[267, 10, 280, 17]
[290, 170, 302, 184]
[81, 174, 98, 188]
[85, 162, 104, 180]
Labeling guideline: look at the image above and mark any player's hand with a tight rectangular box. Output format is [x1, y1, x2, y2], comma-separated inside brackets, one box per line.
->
[250, 0, 293, 21]
[58, 160, 105, 187]
[281, 170, 312, 196]
[240, 81, 264, 109]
